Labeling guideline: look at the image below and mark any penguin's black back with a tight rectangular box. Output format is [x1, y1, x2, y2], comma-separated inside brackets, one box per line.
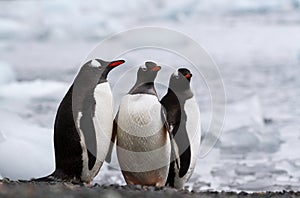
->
[52, 85, 83, 180]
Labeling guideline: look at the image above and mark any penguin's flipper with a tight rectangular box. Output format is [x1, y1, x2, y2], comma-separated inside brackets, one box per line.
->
[79, 96, 97, 170]
[165, 123, 181, 187]
[160, 106, 170, 133]
[174, 127, 191, 178]
[170, 133, 180, 170]
[178, 145, 191, 178]
[161, 107, 180, 169]
[30, 172, 59, 183]
[105, 118, 117, 163]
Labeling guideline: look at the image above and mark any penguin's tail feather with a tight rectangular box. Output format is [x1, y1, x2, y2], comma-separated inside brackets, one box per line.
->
[29, 171, 82, 184]
[30, 172, 58, 182]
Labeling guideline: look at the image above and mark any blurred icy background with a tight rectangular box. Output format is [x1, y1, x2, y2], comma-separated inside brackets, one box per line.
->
[0, 0, 300, 192]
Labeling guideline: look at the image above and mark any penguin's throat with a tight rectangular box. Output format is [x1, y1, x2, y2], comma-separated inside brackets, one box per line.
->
[168, 88, 193, 100]
[136, 81, 154, 87]
[129, 82, 157, 95]
[98, 71, 109, 83]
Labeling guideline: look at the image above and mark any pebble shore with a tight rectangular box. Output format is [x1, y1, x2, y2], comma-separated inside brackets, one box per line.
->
[1, 179, 300, 198]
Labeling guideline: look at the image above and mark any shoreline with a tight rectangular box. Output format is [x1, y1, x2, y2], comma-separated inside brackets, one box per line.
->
[1, 179, 300, 198]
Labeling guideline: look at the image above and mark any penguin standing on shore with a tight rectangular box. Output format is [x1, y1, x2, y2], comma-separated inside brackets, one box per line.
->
[114, 61, 172, 187]
[37, 59, 125, 183]
[161, 68, 201, 189]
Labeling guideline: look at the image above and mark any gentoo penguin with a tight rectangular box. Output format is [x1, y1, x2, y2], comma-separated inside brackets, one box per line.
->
[37, 59, 125, 183]
[114, 61, 171, 187]
[161, 68, 201, 189]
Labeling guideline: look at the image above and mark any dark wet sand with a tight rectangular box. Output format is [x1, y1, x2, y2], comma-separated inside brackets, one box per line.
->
[1, 179, 300, 198]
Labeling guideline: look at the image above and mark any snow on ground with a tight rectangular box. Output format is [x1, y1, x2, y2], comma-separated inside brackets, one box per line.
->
[0, 66, 69, 179]
[0, 0, 300, 191]
[0, 109, 54, 180]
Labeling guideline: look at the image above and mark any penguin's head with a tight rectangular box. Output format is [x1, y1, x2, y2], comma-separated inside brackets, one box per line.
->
[136, 61, 161, 83]
[169, 68, 192, 92]
[82, 59, 125, 83]
[92, 59, 125, 71]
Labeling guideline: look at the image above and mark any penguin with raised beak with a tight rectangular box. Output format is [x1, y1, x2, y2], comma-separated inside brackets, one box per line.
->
[36, 59, 125, 183]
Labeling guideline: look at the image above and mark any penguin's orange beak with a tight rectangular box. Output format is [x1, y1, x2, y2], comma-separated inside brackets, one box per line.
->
[184, 73, 192, 79]
[108, 60, 125, 67]
[151, 66, 161, 71]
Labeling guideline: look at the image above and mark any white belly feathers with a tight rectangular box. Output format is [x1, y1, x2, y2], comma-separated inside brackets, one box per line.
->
[174, 96, 201, 188]
[78, 82, 114, 182]
[116, 94, 171, 173]
[93, 82, 114, 161]
[185, 96, 201, 172]
[117, 94, 164, 137]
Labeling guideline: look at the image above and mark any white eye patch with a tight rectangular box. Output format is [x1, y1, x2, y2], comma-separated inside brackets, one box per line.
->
[91, 59, 101, 67]
[173, 70, 179, 78]
[140, 64, 147, 70]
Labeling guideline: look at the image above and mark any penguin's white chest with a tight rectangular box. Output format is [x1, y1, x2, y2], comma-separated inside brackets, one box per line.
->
[174, 96, 201, 188]
[117, 94, 164, 137]
[116, 94, 171, 186]
[78, 82, 114, 182]
[93, 82, 114, 160]
[185, 97, 201, 155]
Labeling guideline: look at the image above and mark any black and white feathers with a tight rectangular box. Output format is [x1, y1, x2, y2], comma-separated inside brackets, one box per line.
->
[162, 68, 201, 189]
[36, 59, 125, 183]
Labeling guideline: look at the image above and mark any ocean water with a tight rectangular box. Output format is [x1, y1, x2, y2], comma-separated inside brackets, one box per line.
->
[0, 0, 300, 192]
